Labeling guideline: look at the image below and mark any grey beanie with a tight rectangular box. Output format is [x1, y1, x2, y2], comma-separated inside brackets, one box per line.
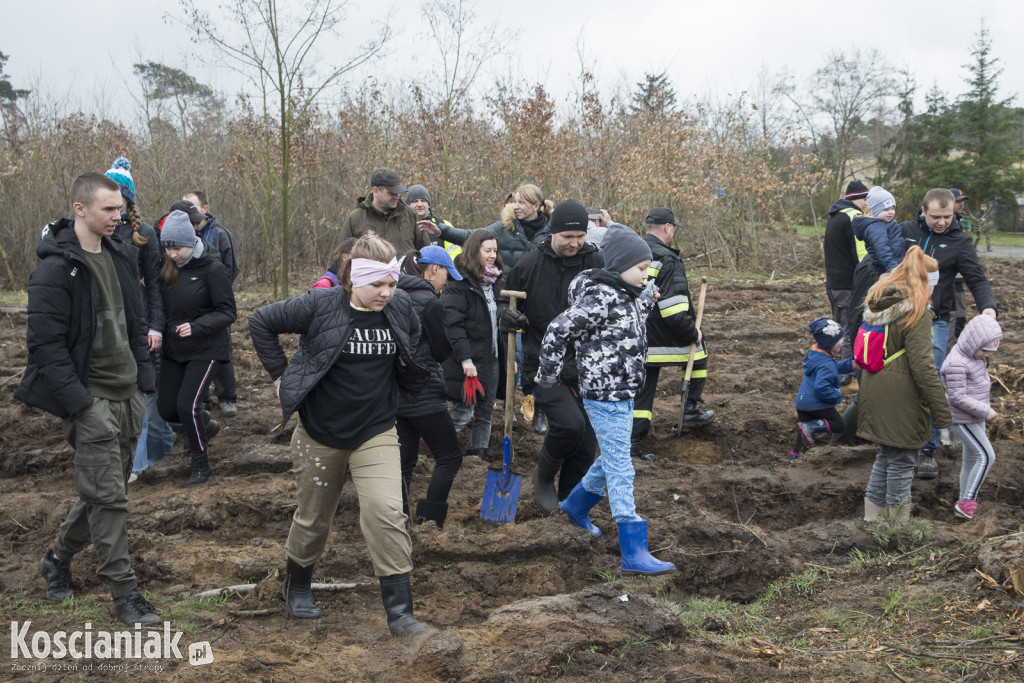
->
[601, 225, 652, 275]
[867, 186, 896, 217]
[160, 210, 199, 248]
[406, 184, 431, 205]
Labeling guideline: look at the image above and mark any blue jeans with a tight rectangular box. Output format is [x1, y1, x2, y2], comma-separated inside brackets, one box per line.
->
[580, 398, 642, 524]
[132, 390, 175, 473]
[925, 319, 949, 452]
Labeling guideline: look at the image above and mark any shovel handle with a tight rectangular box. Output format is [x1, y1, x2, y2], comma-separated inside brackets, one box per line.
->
[501, 290, 527, 439]
[678, 277, 708, 431]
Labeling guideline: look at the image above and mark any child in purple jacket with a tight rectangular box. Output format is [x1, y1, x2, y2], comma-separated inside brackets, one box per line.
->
[940, 314, 1003, 520]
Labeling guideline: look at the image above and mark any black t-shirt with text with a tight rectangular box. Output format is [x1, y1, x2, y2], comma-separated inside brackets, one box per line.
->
[299, 308, 398, 449]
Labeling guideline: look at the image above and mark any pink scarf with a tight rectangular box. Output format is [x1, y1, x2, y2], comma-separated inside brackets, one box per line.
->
[481, 264, 501, 285]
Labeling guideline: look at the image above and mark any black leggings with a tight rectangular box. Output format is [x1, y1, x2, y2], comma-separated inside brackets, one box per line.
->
[397, 411, 464, 512]
[792, 406, 845, 454]
[159, 357, 217, 454]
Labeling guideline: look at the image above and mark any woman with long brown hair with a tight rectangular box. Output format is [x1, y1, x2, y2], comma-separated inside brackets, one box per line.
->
[857, 245, 952, 521]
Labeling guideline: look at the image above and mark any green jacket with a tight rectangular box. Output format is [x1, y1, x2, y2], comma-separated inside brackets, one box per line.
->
[340, 196, 430, 254]
[856, 286, 952, 449]
[438, 211, 550, 270]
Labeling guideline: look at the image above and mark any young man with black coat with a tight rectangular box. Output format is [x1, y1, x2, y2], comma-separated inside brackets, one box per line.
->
[16, 173, 160, 626]
[823, 181, 869, 375]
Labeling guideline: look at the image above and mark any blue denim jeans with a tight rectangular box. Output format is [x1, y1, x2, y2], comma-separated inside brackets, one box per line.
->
[580, 398, 642, 524]
[132, 390, 175, 473]
[925, 318, 949, 452]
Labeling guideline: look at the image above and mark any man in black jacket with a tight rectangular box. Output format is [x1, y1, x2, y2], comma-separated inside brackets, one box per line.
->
[823, 181, 869, 378]
[16, 173, 160, 626]
[501, 200, 603, 514]
[901, 187, 997, 473]
[630, 208, 713, 462]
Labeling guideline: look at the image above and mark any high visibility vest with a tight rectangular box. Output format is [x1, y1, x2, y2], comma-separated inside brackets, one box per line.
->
[840, 207, 868, 261]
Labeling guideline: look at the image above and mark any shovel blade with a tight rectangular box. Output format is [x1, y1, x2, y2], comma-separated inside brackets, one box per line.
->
[480, 437, 522, 524]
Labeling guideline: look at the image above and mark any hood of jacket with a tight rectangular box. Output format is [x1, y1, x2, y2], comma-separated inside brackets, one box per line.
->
[956, 314, 1002, 358]
[862, 286, 915, 327]
[398, 273, 436, 296]
[37, 218, 84, 262]
[828, 197, 861, 217]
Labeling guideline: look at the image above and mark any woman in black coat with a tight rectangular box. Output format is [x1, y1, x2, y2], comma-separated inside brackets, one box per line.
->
[156, 211, 236, 488]
[441, 230, 506, 459]
[396, 246, 463, 528]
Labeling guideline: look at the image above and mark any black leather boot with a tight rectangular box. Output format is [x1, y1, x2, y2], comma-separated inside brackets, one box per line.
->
[379, 573, 428, 635]
[682, 400, 715, 425]
[532, 408, 549, 435]
[415, 499, 449, 529]
[532, 446, 562, 515]
[183, 451, 213, 488]
[283, 558, 322, 619]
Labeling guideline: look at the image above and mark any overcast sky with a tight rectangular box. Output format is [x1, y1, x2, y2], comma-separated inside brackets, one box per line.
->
[2, 0, 1022, 118]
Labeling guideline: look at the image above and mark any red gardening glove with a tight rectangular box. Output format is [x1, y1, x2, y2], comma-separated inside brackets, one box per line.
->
[462, 375, 484, 404]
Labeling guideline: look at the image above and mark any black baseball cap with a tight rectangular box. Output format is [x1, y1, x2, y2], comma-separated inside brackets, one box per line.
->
[950, 188, 968, 201]
[168, 200, 205, 225]
[370, 168, 407, 194]
[645, 207, 682, 227]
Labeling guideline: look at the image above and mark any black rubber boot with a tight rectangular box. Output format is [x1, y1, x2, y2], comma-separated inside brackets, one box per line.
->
[183, 451, 213, 488]
[283, 558, 322, 619]
[682, 400, 715, 425]
[379, 573, 428, 635]
[415, 499, 449, 529]
[532, 446, 562, 515]
[830, 397, 858, 446]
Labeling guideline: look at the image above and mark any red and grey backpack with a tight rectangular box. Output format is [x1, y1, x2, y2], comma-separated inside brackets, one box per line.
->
[853, 323, 905, 373]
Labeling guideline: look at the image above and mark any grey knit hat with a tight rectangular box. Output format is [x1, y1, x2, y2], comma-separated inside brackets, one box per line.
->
[867, 186, 896, 217]
[406, 184, 431, 205]
[601, 225, 652, 274]
[160, 211, 199, 248]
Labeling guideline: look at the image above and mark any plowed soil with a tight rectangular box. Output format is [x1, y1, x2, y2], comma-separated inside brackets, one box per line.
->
[2, 255, 1023, 681]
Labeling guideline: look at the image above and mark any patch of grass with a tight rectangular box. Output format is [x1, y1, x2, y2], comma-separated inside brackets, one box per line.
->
[874, 584, 906, 621]
[785, 635, 810, 648]
[755, 567, 827, 609]
[585, 644, 598, 653]
[161, 592, 232, 623]
[847, 548, 872, 567]
[597, 570, 616, 583]
[9, 596, 109, 622]
[821, 606, 870, 633]
[969, 626, 997, 639]
[0, 289, 28, 307]
[616, 637, 651, 651]
[872, 506, 932, 551]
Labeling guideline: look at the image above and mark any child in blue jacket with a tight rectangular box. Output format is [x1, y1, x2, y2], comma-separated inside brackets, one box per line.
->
[791, 317, 852, 459]
[852, 186, 906, 274]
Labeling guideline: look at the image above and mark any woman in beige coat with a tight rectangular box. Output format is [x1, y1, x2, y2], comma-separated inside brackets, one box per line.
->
[856, 246, 952, 521]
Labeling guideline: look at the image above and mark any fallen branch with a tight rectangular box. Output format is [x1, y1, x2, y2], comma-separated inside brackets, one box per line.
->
[196, 581, 373, 598]
[229, 608, 279, 617]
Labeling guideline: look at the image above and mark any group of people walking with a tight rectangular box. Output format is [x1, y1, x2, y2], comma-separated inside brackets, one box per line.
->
[18, 163, 1004, 636]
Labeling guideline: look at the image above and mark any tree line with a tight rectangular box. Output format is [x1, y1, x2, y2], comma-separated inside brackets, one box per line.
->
[0, 2, 1020, 294]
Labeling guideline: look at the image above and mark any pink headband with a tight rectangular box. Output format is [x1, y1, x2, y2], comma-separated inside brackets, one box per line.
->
[350, 257, 399, 288]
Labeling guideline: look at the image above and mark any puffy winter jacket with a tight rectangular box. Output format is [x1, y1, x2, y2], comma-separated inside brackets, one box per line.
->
[537, 269, 655, 402]
[940, 314, 1002, 424]
[642, 233, 706, 366]
[795, 346, 854, 411]
[900, 217, 997, 321]
[823, 199, 866, 289]
[113, 218, 165, 335]
[437, 209, 550, 269]
[160, 240, 236, 363]
[339, 196, 430, 254]
[440, 268, 505, 399]
[852, 215, 906, 273]
[856, 286, 952, 448]
[506, 238, 603, 393]
[15, 218, 155, 419]
[397, 273, 453, 418]
[200, 214, 240, 281]
[248, 287, 428, 426]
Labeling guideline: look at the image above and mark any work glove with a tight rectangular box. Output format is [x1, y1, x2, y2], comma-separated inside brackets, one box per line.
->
[462, 376, 485, 404]
[498, 308, 529, 334]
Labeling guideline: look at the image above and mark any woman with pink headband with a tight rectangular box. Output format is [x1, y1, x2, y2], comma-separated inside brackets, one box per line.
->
[249, 235, 432, 635]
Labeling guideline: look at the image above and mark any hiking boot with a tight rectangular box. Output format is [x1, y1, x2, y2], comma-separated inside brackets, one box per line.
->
[954, 499, 977, 520]
[112, 588, 161, 626]
[916, 449, 938, 480]
[630, 445, 656, 463]
[183, 451, 213, 488]
[219, 401, 238, 417]
[39, 549, 72, 601]
[682, 400, 715, 426]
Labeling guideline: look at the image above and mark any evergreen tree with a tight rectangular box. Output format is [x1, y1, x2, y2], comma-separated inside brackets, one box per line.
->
[631, 72, 677, 116]
[0, 51, 29, 118]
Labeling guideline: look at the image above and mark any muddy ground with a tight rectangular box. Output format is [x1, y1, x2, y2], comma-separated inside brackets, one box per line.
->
[1, 254, 1023, 681]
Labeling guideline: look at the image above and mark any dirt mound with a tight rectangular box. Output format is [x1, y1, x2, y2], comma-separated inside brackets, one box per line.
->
[2, 256, 1023, 680]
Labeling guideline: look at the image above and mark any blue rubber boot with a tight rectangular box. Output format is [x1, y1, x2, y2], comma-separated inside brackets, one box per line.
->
[558, 482, 603, 537]
[618, 520, 675, 575]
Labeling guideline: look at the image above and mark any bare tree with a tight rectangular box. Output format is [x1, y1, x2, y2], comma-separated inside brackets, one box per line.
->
[177, 0, 391, 296]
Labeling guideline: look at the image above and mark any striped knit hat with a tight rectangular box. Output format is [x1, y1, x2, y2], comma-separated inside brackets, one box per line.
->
[104, 156, 137, 205]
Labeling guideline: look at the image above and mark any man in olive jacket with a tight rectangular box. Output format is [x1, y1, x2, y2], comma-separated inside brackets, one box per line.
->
[16, 173, 160, 626]
[339, 168, 430, 254]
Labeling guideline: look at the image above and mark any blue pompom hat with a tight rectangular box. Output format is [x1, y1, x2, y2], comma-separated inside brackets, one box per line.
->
[104, 156, 137, 205]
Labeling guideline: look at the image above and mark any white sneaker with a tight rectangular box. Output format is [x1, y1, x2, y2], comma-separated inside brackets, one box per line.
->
[128, 472, 140, 484]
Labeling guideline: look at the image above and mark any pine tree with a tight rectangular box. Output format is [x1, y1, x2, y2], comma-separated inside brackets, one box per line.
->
[631, 72, 677, 116]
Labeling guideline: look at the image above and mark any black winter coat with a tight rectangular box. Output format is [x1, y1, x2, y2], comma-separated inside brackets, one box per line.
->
[199, 214, 240, 281]
[900, 218, 997, 321]
[397, 274, 453, 418]
[441, 268, 505, 399]
[643, 233, 701, 365]
[823, 198, 862, 289]
[248, 287, 428, 426]
[113, 218, 165, 334]
[160, 240, 236, 362]
[505, 238, 603, 392]
[15, 218, 155, 419]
